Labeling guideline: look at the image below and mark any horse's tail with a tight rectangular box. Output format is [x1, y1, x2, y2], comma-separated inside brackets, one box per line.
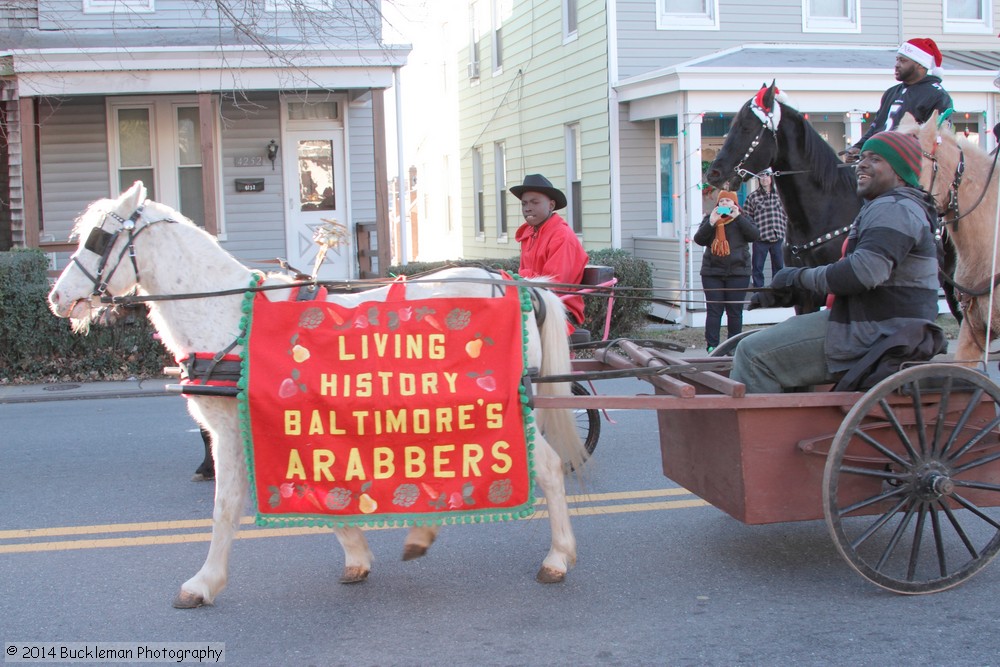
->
[532, 287, 589, 472]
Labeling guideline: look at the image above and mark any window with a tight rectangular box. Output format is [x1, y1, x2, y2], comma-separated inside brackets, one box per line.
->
[494, 142, 508, 239]
[473, 147, 485, 238]
[944, 0, 993, 33]
[84, 0, 154, 13]
[659, 140, 675, 225]
[108, 97, 214, 230]
[656, 0, 719, 30]
[566, 123, 582, 234]
[803, 0, 860, 33]
[468, 3, 481, 79]
[492, 0, 511, 73]
[564, 0, 578, 40]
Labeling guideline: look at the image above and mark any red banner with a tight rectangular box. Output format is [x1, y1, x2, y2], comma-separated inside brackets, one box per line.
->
[238, 277, 535, 527]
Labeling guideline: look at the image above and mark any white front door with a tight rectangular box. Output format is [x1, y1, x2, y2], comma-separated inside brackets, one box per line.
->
[281, 126, 350, 280]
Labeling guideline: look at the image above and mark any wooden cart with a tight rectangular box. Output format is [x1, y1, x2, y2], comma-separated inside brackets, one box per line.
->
[535, 340, 1000, 595]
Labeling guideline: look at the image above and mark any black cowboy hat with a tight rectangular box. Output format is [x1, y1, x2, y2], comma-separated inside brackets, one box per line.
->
[509, 174, 567, 210]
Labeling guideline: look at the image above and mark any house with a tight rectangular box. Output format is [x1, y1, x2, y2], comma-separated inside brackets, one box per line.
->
[457, 0, 1000, 324]
[0, 0, 410, 280]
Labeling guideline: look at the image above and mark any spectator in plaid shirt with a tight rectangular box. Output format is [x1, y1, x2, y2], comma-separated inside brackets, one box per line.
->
[743, 171, 788, 289]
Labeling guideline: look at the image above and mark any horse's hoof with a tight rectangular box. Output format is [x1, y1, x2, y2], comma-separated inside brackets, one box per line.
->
[401, 544, 429, 561]
[172, 590, 206, 609]
[536, 566, 566, 584]
[339, 566, 370, 584]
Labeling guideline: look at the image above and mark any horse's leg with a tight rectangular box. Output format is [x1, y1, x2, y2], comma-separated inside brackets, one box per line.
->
[402, 525, 440, 561]
[174, 401, 245, 608]
[532, 433, 576, 583]
[332, 527, 374, 583]
[953, 316, 982, 366]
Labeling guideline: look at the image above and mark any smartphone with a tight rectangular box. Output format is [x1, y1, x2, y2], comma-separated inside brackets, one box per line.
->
[716, 206, 732, 215]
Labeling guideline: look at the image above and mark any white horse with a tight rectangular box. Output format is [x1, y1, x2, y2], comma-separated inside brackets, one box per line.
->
[48, 181, 587, 608]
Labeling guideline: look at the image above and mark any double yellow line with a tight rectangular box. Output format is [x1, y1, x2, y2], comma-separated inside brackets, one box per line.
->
[0, 488, 707, 554]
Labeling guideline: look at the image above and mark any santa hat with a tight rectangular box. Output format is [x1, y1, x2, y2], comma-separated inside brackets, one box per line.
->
[898, 38, 943, 75]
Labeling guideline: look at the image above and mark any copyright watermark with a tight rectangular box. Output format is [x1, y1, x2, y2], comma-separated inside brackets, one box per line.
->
[5, 643, 224, 663]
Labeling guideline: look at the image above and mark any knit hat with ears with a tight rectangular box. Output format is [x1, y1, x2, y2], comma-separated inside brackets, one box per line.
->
[861, 131, 922, 188]
[898, 38, 944, 75]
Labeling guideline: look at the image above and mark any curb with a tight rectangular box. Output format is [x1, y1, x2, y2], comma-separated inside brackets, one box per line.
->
[0, 380, 175, 405]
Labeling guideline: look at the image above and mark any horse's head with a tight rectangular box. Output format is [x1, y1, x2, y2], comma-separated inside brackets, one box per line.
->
[48, 181, 151, 331]
[705, 82, 789, 189]
[908, 110, 961, 218]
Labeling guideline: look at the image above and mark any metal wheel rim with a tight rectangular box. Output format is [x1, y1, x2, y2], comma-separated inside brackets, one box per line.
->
[823, 363, 1000, 594]
[571, 381, 600, 457]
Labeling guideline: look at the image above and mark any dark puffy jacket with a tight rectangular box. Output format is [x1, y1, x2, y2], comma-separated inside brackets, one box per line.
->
[693, 213, 760, 278]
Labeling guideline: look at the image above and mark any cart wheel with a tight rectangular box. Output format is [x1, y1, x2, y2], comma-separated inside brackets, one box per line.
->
[571, 381, 600, 457]
[823, 364, 1000, 594]
[710, 329, 760, 357]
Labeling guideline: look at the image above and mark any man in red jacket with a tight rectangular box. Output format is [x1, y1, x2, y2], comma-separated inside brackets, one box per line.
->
[511, 174, 589, 326]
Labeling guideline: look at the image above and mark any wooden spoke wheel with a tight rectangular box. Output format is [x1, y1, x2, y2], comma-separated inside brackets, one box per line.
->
[571, 381, 601, 457]
[823, 364, 1000, 594]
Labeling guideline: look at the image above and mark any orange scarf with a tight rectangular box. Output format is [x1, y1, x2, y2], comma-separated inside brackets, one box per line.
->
[711, 216, 733, 257]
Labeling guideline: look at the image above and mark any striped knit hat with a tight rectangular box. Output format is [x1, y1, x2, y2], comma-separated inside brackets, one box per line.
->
[861, 131, 922, 188]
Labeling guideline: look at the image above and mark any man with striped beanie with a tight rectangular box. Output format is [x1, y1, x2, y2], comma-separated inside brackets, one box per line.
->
[733, 130, 944, 393]
[845, 38, 952, 161]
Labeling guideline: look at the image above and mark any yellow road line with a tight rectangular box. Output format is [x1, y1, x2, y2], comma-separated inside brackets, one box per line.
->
[0, 493, 708, 554]
[0, 488, 693, 541]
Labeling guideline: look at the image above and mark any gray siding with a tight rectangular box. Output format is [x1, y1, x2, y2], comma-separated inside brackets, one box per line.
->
[37, 96, 111, 240]
[347, 99, 376, 226]
[217, 92, 286, 264]
[615, 0, 901, 80]
[617, 112, 657, 252]
[37, 0, 383, 43]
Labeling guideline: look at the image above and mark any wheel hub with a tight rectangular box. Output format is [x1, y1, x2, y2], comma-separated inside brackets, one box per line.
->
[914, 461, 954, 501]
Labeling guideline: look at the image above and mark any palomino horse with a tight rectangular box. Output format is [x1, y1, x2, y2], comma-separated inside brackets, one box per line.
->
[704, 83, 962, 320]
[907, 112, 1000, 362]
[48, 182, 588, 608]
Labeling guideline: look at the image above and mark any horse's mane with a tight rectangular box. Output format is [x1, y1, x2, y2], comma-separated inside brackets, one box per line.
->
[779, 103, 857, 196]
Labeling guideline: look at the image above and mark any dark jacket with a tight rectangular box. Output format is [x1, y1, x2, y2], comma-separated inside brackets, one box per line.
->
[693, 213, 760, 278]
[854, 76, 952, 149]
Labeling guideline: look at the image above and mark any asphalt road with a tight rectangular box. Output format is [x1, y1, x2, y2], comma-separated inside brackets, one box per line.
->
[2, 382, 999, 666]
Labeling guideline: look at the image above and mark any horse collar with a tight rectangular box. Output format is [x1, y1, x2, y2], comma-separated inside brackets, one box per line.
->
[787, 224, 853, 256]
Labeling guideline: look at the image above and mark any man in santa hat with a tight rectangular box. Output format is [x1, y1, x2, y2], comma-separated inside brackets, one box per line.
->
[845, 38, 953, 161]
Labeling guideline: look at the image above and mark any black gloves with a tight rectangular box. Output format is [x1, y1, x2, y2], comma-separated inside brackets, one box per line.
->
[748, 267, 805, 310]
[768, 267, 804, 291]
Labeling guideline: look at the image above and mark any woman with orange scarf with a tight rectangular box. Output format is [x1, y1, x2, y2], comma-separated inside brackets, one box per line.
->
[693, 190, 760, 353]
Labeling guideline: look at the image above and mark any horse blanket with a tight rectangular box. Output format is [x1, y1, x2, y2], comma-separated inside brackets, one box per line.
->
[238, 276, 537, 527]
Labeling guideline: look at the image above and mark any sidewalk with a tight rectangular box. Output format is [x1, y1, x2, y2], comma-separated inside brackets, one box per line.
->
[0, 377, 176, 404]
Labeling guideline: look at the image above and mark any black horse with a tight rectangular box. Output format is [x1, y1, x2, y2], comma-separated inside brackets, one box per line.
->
[704, 83, 859, 313]
[704, 82, 959, 319]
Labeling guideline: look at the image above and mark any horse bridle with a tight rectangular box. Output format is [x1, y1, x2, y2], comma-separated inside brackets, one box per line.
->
[70, 205, 175, 298]
[734, 99, 852, 256]
[921, 134, 998, 232]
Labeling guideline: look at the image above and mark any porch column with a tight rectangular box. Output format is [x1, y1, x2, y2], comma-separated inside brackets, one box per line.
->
[682, 112, 704, 240]
[371, 89, 391, 276]
[845, 110, 864, 150]
[681, 111, 704, 324]
[19, 95, 40, 248]
[198, 93, 219, 236]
